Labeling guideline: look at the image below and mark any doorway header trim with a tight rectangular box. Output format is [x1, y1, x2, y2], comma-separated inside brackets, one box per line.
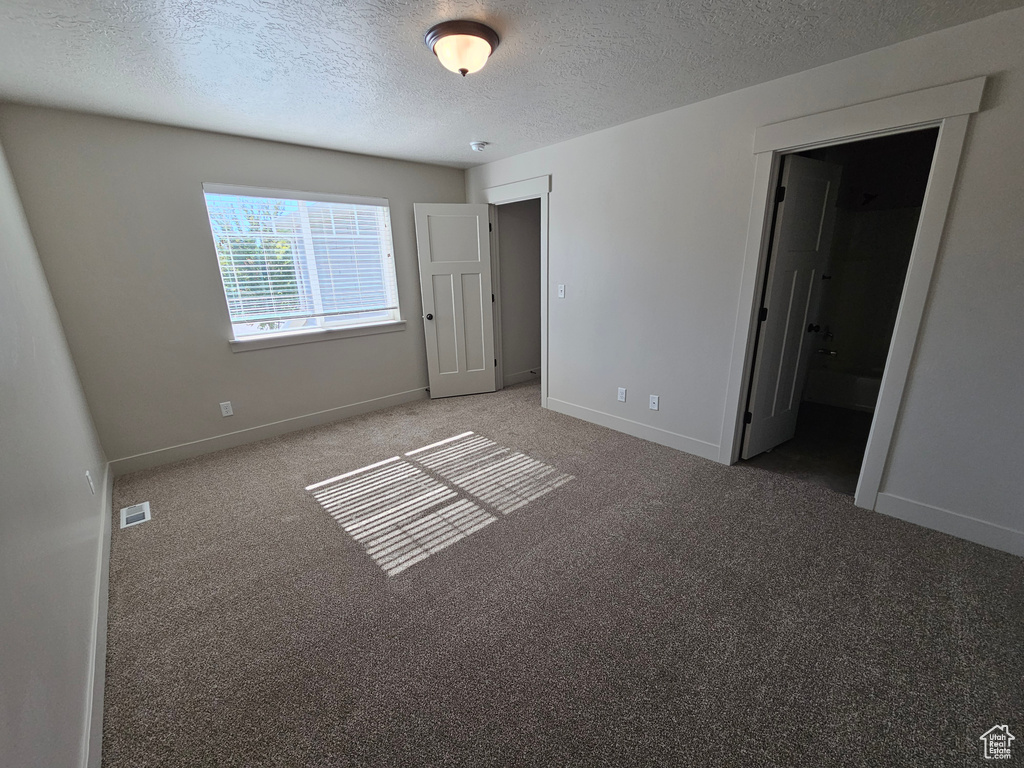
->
[482, 175, 550, 205]
[753, 77, 985, 154]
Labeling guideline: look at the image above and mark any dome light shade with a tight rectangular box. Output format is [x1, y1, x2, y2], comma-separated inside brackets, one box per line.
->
[433, 34, 492, 76]
[425, 21, 500, 77]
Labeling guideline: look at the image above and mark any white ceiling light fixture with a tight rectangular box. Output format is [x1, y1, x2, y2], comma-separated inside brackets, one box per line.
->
[425, 20, 500, 77]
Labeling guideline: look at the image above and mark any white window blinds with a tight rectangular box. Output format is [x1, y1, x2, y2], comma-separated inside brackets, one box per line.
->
[201, 185, 401, 338]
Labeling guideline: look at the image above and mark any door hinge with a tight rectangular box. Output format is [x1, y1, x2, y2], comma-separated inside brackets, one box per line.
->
[775, 185, 786, 204]
[758, 307, 768, 322]
[492, 293, 495, 302]
[744, 411, 753, 424]
[494, 358, 498, 366]
[489, 222, 493, 232]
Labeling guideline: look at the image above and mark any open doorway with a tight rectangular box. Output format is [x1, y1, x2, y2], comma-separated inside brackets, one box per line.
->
[491, 198, 542, 394]
[413, 177, 549, 403]
[740, 127, 939, 494]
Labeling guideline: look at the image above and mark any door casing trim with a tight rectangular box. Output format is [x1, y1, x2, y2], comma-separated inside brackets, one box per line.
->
[481, 175, 551, 408]
[720, 78, 984, 511]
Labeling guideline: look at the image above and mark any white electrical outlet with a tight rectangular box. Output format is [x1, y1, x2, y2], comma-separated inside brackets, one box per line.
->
[649, 395, 660, 411]
[557, 284, 565, 298]
[220, 401, 233, 417]
[617, 387, 627, 402]
[85, 470, 96, 495]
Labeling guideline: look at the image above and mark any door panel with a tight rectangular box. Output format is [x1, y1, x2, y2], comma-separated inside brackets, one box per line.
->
[431, 274, 458, 374]
[771, 266, 816, 416]
[414, 204, 496, 399]
[742, 155, 842, 459]
[462, 273, 486, 371]
[427, 214, 482, 262]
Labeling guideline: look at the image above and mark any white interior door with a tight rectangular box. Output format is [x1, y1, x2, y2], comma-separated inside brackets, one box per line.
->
[414, 203, 496, 399]
[742, 155, 842, 459]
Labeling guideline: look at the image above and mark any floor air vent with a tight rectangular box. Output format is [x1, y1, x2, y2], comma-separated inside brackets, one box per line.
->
[120, 501, 151, 529]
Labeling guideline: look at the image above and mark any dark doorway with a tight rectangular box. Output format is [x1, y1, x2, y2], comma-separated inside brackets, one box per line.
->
[742, 127, 939, 494]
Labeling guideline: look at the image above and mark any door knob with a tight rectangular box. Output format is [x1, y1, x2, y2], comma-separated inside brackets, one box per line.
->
[425, 313, 433, 320]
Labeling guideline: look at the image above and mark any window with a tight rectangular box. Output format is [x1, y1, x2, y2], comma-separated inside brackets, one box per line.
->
[201, 184, 402, 343]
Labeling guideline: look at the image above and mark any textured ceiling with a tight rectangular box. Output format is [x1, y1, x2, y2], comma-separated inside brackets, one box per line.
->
[0, 0, 1021, 168]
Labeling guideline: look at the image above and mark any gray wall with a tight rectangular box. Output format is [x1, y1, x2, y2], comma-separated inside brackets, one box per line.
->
[0, 107, 466, 470]
[467, 8, 1024, 550]
[497, 199, 542, 384]
[0, 140, 108, 767]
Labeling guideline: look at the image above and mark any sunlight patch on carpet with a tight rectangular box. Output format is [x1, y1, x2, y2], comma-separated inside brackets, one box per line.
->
[308, 456, 494, 576]
[408, 432, 574, 515]
[308, 432, 573, 576]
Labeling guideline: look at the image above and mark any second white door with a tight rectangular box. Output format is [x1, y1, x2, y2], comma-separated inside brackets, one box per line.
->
[414, 203, 496, 399]
[742, 155, 842, 459]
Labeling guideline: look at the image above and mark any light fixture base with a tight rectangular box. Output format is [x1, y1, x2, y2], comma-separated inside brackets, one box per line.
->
[424, 20, 500, 53]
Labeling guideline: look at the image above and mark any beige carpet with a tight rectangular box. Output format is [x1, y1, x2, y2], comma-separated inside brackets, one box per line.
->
[104, 382, 1023, 767]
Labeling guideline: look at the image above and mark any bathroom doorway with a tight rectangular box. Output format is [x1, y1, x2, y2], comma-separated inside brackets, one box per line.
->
[740, 127, 939, 494]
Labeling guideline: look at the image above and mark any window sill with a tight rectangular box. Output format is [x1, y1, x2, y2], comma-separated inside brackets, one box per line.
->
[228, 320, 406, 353]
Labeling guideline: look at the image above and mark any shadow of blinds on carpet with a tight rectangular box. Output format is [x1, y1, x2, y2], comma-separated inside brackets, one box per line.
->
[307, 432, 573, 576]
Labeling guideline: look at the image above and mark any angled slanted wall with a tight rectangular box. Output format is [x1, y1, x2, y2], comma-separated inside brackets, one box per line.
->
[0, 139, 109, 767]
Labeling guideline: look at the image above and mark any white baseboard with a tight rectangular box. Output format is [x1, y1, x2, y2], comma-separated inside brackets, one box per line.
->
[503, 369, 540, 387]
[84, 463, 112, 768]
[875, 492, 1024, 557]
[547, 398, 720, 462]
[109, 388, 428, 476]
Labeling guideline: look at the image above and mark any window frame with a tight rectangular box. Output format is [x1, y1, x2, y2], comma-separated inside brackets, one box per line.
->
[201, 183, 405, 352]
